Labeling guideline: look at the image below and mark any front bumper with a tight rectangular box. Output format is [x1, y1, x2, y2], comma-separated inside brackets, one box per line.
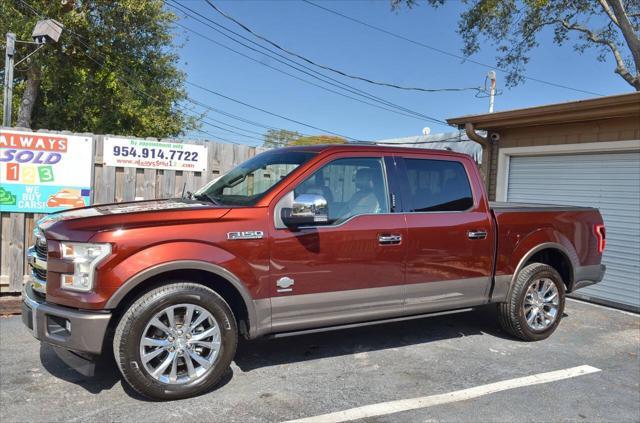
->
[572, 264, 606, 291]
[21, 282, 111, 355]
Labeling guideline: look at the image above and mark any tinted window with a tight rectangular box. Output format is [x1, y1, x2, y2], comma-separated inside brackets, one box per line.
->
[195, 150, 315, 206]
[294, 157, 389, 224]
[404, 159, 473, 212]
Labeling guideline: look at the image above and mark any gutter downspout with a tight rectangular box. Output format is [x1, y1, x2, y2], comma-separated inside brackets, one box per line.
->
[464, 122, 488, 148]
[464, 122, 491, 187]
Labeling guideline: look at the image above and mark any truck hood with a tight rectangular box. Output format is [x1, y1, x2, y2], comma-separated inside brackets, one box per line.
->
[38, 199, 231, 242]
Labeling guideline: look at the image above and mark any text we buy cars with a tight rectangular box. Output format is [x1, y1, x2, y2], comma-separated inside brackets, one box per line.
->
[0, 130, 93, 213]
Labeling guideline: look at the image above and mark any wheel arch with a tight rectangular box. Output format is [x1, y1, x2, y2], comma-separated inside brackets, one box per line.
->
[106, 260, 268, 339]
[513, 243, 575, 292]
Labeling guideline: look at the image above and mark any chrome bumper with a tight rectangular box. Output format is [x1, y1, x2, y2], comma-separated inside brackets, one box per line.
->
[21, 282, 111, 355]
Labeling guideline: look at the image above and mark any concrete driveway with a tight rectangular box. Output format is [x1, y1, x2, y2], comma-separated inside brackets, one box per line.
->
[0, 299, 638, 422]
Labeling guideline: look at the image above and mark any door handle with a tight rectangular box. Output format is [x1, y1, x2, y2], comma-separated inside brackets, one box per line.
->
[468, 230, 488, 240]
[378, 234, 402, 245]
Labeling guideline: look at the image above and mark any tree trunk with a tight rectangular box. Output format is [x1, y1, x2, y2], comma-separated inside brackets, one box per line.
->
[608, 0, 640, 90]
[16, 64, 41, 128]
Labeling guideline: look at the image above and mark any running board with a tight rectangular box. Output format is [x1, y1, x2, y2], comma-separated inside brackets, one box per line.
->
[268, 307, 474, 339]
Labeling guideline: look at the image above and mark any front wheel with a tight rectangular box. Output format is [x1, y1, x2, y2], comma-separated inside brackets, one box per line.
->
[113, 282, 237, 400]
[498, 263, 566, 341]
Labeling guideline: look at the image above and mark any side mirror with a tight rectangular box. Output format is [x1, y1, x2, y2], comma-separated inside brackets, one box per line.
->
[281, 194, 328, 228]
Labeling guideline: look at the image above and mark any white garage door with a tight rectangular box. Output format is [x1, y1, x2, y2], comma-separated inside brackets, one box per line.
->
[506, 151, 640, 311]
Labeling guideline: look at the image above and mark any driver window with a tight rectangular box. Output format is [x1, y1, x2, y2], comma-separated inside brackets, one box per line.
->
[294, 157, 389, 225]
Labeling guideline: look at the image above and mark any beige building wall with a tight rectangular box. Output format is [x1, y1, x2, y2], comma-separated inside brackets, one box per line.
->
[483, 116, 640, 200]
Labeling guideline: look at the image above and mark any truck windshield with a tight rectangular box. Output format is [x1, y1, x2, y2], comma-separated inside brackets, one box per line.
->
[194, 150, 316, 206]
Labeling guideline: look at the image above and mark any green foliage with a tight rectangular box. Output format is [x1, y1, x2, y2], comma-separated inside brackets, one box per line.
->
[392, 0, 640, 90]
[0, 0, 196, 136]
[289, 135, 347, 145]
[262, 128, 301, 147]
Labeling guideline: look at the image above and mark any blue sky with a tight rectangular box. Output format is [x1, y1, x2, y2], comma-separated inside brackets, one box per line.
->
[173, 0, 633, 145]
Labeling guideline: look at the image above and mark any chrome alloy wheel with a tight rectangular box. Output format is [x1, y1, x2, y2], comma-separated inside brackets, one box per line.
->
[523, 278, 560, 331]
[139, 304, 221, 384]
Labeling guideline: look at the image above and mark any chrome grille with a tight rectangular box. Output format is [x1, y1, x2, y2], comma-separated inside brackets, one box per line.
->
[35, 237, 47, 261]
[28, 228, 48, 294]
[32, 266, 47, 281]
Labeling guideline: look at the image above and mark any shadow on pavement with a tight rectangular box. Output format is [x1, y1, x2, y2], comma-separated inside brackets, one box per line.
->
[235, 305, 514, 372]
[39, 344, 120, 395]
[38, 343, 234, 401]
[38, 304, 525, 398]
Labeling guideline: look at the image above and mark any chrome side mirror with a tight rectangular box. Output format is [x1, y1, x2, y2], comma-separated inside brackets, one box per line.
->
[281, 194, 328, 227]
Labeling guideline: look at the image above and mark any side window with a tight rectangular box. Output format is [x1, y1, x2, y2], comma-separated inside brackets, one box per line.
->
[294, 157, 390, 224]
[404, 158, 473, 212]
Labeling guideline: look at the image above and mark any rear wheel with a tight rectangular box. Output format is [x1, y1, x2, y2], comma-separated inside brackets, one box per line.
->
[113, 282, 237, 400]
[498, 263, 565, 341]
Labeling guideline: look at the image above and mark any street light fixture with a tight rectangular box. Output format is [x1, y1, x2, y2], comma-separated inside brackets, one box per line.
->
[2, 19, 63, 127]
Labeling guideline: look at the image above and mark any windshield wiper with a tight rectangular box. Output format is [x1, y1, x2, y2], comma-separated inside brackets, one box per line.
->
[193, 192, 221, 205]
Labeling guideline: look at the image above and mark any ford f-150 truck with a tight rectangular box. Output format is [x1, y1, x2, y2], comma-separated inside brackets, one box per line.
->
[22, 144, 606, 400]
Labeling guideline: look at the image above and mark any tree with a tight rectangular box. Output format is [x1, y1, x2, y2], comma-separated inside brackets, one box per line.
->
[262, 128, 301, 147]
[289, 135, 347, 145]
[0, 0, 196, 136]
[392, 0, 640, 90]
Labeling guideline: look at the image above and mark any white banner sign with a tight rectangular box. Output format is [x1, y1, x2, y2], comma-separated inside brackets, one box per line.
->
[0, 129, 93, 213]
[103, 136, 207, 172]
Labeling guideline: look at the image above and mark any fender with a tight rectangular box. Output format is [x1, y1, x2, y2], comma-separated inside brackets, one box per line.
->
[102, 242, 271, 339]
[492, 228, 579, 302]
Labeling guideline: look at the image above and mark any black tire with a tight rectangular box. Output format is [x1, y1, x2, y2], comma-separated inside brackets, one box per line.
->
[498, 263, 566, 341]
[113, 282, 237, 400]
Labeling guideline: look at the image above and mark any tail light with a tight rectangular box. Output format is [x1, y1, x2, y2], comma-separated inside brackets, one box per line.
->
[594, 224, 606, 254]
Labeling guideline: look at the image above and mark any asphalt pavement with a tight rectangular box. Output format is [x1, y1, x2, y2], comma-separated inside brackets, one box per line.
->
[0, 299, 638, 422]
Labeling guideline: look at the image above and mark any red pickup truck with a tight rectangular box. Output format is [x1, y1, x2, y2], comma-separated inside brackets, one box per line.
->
[22, 144, 606, 400]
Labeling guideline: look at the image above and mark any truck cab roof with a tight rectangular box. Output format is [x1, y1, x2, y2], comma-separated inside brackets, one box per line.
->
[279, 143, 473, 160]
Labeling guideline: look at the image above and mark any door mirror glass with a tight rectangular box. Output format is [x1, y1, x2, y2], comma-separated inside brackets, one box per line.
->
[281, 194, 329, 227]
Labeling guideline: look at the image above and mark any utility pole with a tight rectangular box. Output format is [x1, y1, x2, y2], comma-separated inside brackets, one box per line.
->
[487, 70, 496, 113]
[2, 20, 63, 128]
[2, 33, 15, 127]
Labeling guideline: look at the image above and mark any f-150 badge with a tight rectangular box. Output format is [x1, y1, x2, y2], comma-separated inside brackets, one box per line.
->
[227, 231, 264, 240]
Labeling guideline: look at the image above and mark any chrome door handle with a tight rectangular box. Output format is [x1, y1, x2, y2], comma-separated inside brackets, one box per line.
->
[378, 234, 402, 245]
[468, 230, 488, 240]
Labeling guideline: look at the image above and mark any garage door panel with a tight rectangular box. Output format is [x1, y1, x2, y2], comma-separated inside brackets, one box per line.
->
[507, 151, 640, 310]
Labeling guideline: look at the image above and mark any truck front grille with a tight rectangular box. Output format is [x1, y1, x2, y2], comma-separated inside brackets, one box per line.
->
[35, 238, 47, 261]
[28, 234, 48, 295]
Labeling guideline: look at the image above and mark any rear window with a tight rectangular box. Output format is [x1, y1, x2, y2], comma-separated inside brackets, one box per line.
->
[404, 158, 473, 212]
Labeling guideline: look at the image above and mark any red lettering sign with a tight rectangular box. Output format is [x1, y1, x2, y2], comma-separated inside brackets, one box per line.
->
[0, 131, 68, 152]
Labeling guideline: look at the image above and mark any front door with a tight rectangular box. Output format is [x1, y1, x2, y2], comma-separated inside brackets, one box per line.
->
[397, 155, 494, 314]
[269, 154, 406, 332]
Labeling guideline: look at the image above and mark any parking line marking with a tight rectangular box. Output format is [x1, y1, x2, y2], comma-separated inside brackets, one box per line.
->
[284, 365, 601, 423]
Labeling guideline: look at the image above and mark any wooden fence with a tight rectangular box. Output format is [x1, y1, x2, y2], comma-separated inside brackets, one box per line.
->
[0, 129, 266, 293]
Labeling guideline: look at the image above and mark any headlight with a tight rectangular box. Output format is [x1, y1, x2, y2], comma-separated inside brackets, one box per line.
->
[59, 242, 111, 292]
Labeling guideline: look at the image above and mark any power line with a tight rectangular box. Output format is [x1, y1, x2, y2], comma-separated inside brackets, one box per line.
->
[17, 0, 368, 142]
[173, 20, 429, 122]
[168, 0, 447, 125]
[206, 0, 484, 94]
[12, 0, 287, 146]
[13, 0, 259, 145]
[186, 80, 363, 141]
[301, 0, 604, 97]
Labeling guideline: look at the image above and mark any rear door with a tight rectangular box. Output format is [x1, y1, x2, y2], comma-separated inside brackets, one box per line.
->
[269, 153, 407, 332]
[396, 154, 494, 313]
